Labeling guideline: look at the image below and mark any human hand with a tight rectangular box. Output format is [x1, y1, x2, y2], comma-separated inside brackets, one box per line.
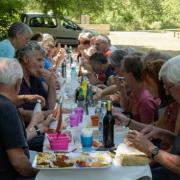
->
[22, 94, 46, 107]
[107, 75, 115, 86]
[30, 112, 45, 125]
[92, 86, 103, 100]
[141, 125, 161, 140]
[40, 69, 56, 86]
[113, 76, 126, 91]
[125, 130, 155, 156]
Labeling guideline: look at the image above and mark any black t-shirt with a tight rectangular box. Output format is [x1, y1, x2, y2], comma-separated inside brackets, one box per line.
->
[165, 133, 180, 180]
[0, 95, 29, 180]
[19, 76, 47, 110]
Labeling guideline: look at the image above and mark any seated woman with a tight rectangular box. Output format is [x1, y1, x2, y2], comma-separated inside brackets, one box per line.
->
[124, 55, 180, 180]
[114, 59, 179, 150]
[15, 41, 56, 151]
[115, 54, 159, 124]
[16, 40, 56, 112]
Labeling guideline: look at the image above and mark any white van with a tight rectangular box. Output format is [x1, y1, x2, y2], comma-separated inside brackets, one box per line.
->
[21, 13, 83, 45]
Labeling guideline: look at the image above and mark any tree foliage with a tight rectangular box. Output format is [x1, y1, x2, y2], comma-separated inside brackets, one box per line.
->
[0, 0, 180, 40]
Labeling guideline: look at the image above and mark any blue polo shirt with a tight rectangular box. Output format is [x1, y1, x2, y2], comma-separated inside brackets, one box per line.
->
[19, 76, 48, 110]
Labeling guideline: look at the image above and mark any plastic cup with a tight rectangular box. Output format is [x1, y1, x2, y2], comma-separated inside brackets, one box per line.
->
[69, 113, 79, 127]
[90, 115, 99, 126]
[81, 129, 93, 148]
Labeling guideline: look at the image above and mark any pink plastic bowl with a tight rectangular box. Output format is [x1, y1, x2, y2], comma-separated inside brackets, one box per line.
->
[47, 133, 70, 151]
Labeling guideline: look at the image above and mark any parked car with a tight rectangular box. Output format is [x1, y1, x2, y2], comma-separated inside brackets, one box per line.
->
[21, 13, 83, 45]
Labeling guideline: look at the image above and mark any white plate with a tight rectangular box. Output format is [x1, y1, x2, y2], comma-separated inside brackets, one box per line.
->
[32, 152, 112, 170]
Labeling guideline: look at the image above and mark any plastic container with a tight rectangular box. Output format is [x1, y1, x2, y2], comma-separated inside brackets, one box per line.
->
[69, 113, 80, 127]
[47, 133, 70, 151]
[91, 115, 99, 126]
[74, 107, 84, 123]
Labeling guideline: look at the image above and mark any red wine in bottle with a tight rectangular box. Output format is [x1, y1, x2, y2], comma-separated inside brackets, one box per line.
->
[103, 100, 115, 148]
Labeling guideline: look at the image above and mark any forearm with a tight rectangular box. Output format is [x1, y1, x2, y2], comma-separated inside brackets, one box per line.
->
[47, 85, 56, 110]
[119, 88, 130, 112]
[18, 108, 32, 124]
[154, 150, 180, 174]
[7, 149, 38, 177]
[129, 119, 147, 131]
[101, 85, 118, 97]
[159, 128, 176, 142]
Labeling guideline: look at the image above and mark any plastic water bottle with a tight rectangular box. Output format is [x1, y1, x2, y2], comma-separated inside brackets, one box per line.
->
[33, 99, 42, 115]
[98, 101, 107, 142]
[71, 61, 77, 81]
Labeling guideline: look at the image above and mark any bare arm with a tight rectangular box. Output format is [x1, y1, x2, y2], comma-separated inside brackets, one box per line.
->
[154, 150, 180, 174]
[7, 148, 38, 177]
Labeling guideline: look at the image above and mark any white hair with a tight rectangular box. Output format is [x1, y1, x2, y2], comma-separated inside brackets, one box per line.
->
[0, 58, 23, 85]
[96, 35, 109, 44]
[42, 33, 54, 42]
[159, 55, 180, 84]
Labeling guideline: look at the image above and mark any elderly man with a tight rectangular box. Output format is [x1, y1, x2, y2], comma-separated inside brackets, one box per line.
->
[0, 58, 37, 180]
[94, 35, 112, 57]
[0, 22, 32, 58]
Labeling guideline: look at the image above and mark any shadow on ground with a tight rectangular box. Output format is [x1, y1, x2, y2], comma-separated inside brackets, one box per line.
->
[116, 44, 180, 57]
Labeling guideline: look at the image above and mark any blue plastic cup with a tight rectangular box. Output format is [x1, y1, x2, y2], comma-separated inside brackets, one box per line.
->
[81, 135, 93, 148]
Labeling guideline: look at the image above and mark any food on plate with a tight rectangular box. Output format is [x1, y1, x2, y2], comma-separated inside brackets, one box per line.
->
[54, 154, 74, 167]
[34, 152, 112, 169]
[115, 143, 150, 166]
[36, 152, 55, 167]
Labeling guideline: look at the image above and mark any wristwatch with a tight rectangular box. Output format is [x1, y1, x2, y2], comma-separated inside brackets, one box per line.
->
[34, 125, 41, 136]
[151, 146, 160, 159]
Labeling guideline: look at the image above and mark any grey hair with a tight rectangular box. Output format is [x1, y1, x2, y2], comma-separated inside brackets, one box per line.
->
[159, 55, 180, 84]
[15, 41, 45, 63]
[0, 58, 23, 85]
[110, 49, 128, 66]
[8, 22, 32, 38]
[96, 35, 109, 44]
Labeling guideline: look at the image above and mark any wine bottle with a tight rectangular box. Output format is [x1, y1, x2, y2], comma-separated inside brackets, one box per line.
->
[103, 100, 115, 148]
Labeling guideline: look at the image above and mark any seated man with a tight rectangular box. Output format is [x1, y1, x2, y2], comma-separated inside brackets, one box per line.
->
[0, 58, 37, 179]
[87, 52, 116, 85]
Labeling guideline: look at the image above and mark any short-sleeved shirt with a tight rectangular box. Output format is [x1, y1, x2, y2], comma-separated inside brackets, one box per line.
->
[19, 76, 48, 110]
[130, 88, 160, 124]
[0, 95, 29, 180]
[97, 65, 116, 85]
[44, 57, 53, 70]
[0, 39, 15, 58]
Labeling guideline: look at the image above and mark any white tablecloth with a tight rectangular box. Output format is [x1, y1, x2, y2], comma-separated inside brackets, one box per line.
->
[35, 163, 152, 180]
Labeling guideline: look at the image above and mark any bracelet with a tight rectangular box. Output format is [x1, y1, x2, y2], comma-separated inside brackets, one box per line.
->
[34, 125, 41, 136]
[126, 118, 131, 127]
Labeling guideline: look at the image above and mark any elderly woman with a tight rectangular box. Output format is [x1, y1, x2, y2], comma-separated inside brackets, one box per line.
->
[16, 41, 56, 112]
[15, 41, 56, 151]
[125, 56, 180, 180]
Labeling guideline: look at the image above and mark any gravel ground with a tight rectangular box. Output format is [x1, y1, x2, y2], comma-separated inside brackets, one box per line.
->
[109, 31, 180, 56]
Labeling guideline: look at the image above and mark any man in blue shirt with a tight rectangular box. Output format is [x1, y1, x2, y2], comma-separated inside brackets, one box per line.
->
[0, 22, 32, 58]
